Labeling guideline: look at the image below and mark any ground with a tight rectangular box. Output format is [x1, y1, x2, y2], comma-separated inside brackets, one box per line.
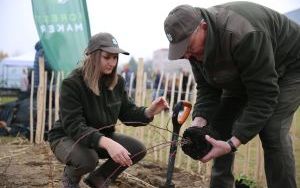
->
[0, 137, 209, 188]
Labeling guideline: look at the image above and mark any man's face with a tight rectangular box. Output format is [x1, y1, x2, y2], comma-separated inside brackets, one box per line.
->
[183, 21, 207, 61]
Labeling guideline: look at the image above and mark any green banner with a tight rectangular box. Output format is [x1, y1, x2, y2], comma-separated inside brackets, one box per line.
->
[31, 0, 91, 73]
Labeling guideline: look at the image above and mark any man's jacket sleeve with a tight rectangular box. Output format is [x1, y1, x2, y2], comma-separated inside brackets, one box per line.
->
[232, 31, 279, 144]
[191, 61, 222, 123]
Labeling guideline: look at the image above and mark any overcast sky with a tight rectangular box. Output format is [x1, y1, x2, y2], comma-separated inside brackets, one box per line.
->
[1, 0, 300, 64]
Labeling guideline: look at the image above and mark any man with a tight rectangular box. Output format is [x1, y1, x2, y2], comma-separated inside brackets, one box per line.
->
[164, 2, 300, 188]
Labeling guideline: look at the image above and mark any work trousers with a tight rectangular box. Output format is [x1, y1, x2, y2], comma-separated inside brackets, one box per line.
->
[210, 74, 300, 188]
[50, 132, 146, 183]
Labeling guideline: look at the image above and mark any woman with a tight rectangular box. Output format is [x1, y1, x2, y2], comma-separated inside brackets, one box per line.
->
[48, 32, 169, 188]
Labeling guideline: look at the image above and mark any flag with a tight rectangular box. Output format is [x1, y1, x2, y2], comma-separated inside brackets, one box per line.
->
[31, 0, 91, 73]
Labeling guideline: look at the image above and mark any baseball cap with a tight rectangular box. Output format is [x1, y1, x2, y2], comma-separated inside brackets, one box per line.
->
[85, 32, 129, 55]
[164, 5, 203, 60]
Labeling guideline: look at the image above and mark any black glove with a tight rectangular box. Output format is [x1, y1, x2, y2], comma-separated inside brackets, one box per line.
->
[181, 126, 218, 160]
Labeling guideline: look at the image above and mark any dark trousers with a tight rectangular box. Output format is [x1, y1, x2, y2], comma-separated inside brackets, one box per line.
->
[210, 75, 300, 188]
[50, 133, 147, 182]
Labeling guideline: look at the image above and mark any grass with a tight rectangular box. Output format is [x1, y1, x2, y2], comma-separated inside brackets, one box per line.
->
[0, 97, 17, 105]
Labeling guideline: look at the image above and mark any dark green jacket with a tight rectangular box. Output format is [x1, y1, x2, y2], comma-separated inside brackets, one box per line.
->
[191, 2, 300, 144]
[48, 69, 152, 149]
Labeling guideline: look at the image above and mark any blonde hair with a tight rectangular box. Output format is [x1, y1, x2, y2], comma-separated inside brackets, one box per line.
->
[81, 50, 118, 95]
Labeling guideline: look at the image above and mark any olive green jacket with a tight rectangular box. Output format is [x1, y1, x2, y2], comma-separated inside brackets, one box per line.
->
[49, 69, 152, 149]
[191, 2, 300, 144]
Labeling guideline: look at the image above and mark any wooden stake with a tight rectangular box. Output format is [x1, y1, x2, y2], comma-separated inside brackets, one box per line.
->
[128, 72, 134, 98]
[35, 57, 45, 144]
[41, 71, 48, 142]
[134, 58, 144, 106]
[155, 72, 164, 99]
[54, 72, 61, 121]
[48, 71, 54, 131]
[29, 71, 35, 143]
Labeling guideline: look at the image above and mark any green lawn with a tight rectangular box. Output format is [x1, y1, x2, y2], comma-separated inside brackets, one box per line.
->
[0, 96, 17, 105]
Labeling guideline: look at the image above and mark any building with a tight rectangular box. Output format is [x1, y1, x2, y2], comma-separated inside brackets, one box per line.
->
[286, 8, 300, 24]
[152, 48, 191, 73]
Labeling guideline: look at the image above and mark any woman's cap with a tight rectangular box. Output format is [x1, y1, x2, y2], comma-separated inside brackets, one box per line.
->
[164, 5, 202, 60]
[85, 32, 129, 55]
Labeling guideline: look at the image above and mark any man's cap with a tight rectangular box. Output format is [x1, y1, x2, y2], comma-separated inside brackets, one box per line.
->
[85, 32, 129, 55]
[164, 5, 203, 60]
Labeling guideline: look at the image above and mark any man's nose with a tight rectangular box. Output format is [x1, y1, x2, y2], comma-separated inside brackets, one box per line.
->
[183, 52, 192, 59]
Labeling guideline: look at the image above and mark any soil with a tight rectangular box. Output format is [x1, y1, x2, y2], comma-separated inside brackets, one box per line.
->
[0, 137, 209, 188]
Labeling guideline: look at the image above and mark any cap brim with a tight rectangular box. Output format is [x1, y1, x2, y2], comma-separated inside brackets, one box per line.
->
[101, 47, 130, 55]
[168, 37, 189, 60]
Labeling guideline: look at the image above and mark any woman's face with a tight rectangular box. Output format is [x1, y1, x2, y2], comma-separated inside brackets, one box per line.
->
[99, 51, 118, 75]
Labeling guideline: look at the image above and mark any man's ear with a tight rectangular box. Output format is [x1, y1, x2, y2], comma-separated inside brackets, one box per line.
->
[200, 21, 208, 31]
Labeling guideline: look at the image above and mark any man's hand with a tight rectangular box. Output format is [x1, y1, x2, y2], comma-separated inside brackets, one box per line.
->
[200, 136, 241, 163]
[181, 126, 215, 160]
[145, 97, 169, 118]
[99, 136, 132, 167]
[191, 117, 207, 127]
[200, 135, 231, 162]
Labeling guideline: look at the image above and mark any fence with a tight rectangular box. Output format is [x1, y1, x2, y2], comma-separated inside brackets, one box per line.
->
[31, 58, 298, 187]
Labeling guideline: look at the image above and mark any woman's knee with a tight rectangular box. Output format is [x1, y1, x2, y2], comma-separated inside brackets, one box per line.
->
[132, 143, 147, 163]
[76, 151, 99, 174]
[118, 135, 147, 162]
[128, 138, 147, 164]
[67, 146, 99, 174]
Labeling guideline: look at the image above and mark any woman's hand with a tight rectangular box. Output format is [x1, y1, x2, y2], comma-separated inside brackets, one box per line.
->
[145, 97, 169, 118]
[99, 136, 132, 167]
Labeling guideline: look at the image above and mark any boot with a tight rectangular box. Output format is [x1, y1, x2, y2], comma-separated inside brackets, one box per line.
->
[83, 174, 110, 188]
[62, 167, 81, 188]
